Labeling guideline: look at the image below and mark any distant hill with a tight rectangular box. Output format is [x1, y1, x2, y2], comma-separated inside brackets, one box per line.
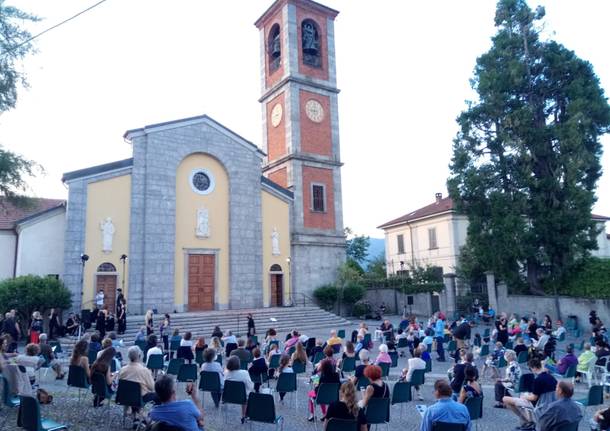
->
[366, 237, 385, 266]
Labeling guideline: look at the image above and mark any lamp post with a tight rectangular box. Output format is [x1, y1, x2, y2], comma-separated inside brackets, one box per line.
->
[79, 253, 89, 338]
[119, 254, 127, 291]
[286, 257, 291, 306]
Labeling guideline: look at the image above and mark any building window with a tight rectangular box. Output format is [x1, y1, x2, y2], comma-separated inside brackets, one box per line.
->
[301, 19, 321, 67]
[428, 228, 438, 250]
[97, 262, 117, 272]
[397, 234, 405, 254]
[189, 168, 216, 195]
[268, 24, 281, 72]
[311, 184, 326, 212]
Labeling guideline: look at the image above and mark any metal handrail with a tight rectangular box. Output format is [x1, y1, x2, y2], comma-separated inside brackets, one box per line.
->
[288, 292, 316, 307]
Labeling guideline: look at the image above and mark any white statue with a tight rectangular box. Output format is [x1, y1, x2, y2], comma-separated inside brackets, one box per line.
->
[196, 207, 209, 238]
[271, 227, 280, 255]
[100, 217, 115, 253]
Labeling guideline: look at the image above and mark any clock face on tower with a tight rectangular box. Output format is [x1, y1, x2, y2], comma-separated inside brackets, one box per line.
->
[271, 103, 283, 127]
[305, 99, 324, 123]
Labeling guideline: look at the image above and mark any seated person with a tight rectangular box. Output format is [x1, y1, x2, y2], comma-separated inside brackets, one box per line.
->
[232, 339, 252, 364]
[458, 366, 482, 404]
[595, 340, 610, 366]
[577, 343, 595, 373]
[200, 348, 224, 408]
[494, 350, 521, 408]
[374, 344, 392, 365]
[15, 343, 43, 385]
[145, 334, 163, 364]
[532, 328, 550, 353]
[537, 381, 583, 431]
[379, 319, 394, 340]
[65, 313, 80, 336]
[38, 333, 65, 380]
[119, 346, 158, 404]
[324, 381, 366, 431]
[351, 349, 371, 382]
[545, 345, 577, 375]
[224, 356, 253, 423]
[420, 379, 471, 431]
[552, 321, 566, 339]
[326, 330, 342, 347]
[593, 406, 610, 431]
[149, 375, 204, 431]
[222, 331, 237, 346]
[502, 357, 557, 431]
[513, 337, 528, 357]
[248, 347, 268, 392]
[134, 326, 147, 343]
[400, 346, 426, 400]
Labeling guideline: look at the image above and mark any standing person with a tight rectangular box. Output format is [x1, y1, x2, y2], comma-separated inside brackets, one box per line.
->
[48, 308, 61, 340]
[117, 298, 127, 335]
[435, 312, 446, 362]
[420, 379, 471, 431]
[29, 311, 43, 344]
[2, 312, 20, 352]
[247, 313, 256, 337]
[116, 288, 125, 312]
[453, 319, 474, 350]
[95, 289, 105, 309]
[159, 313, 171, 351]
[145, 310, 154, 336]
[96, 306, 107, 338]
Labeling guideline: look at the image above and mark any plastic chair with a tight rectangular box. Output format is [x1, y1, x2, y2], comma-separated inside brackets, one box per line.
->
[396, 338, 408, 349]
[337, 330, 346, 339]
[275, 372, 297, 408]
[425, 358, 432, 373]
[225, 343, 237, 357]
[67, 364, 90, 403]
[576, 385, 603, 406]
[169, 339, 181, 357]
[313, 351, 325, 366]
[2, 375, 20, 408]
[269, 354, 281, 369]
[432, 422, 467, 431]
[166, 358, 184, 376]
[356, 376, 371, 390]
[515, 373, 535, 394]
[379, 362, 390, 380]
[18, 395, 67, 431]
[517, 351, 528, 364]
[176, 346, 194, 363]
[389, 352, 398, 368]
[245, 392, 283, 430]
[464, 396, 483, 431]
[135, 340, 148, 355]
[88, 349, 98, 365]
[447, 340, 457, 352]
[215, 354, 223, 366]
[391, 381, 411, 418]
[147, 354, 164, 373]
[480, 345, 489, 358]
[91, 372, 112, 421]
[195, 350, 204, 366]
[115, 379, 144, 427]
[326, 418, 358, 431]
[497, 356, 507, 369]
[315, 382, 340, 407]
[292, 360, 306, 374]
[177, 363, 198, 383]
[198, 371, 222, 408]
[222, 380, 247, 423]
[341, 357, 356, 374]
[364, 397, 390, 431]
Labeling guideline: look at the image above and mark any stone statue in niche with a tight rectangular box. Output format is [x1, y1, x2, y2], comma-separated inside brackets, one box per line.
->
[271, 227, 280, 256]
[100, 217, 115, 253]
[196, 207, 210, 238]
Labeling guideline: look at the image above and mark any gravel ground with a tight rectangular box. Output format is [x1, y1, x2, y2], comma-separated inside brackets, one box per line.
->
[1, 316, 603, 431]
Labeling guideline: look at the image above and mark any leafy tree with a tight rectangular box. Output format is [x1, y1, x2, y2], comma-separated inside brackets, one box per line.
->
[0, 1, 39, 113]
[312, 284, 338, 310]
[0, 275, 72, 331]
[366, 253, 387, 279]
[0, 146, 41, 202]
[448, 0, 610, 294]
[345, 227, 370, 263]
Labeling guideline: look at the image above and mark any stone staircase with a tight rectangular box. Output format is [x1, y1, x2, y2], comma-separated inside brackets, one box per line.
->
[58, 306, 352, 349]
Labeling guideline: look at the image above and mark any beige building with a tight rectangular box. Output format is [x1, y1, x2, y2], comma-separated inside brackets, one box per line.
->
[379, 193, 610, 277]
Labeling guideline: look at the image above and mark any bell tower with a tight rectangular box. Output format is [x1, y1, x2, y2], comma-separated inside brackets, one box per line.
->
[255, 0, 346, 299]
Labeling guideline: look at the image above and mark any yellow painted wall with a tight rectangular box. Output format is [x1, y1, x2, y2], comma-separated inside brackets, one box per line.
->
[175, 154, 229, 309]
[83, 174, 131, 307]
[262, 189, 291, 306]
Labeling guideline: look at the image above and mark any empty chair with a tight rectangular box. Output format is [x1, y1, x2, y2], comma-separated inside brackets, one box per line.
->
[18, 395, 67, 431]
[165, 358, 184, 376]
[245, 392, 283, 430]
[177, 363, 198, 383]
[576, 384, 603, 407]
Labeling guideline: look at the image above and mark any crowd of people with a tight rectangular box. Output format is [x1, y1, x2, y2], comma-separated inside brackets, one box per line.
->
[1, 305, 610, 431]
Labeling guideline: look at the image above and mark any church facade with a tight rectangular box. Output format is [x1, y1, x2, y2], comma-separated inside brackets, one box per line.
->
[61, 0, 345, 314]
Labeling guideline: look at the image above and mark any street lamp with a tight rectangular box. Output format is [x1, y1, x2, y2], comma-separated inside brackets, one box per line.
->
[120, 254, 128, 292]
[79, 253, 89, 338]
[286, 257, 291, 306]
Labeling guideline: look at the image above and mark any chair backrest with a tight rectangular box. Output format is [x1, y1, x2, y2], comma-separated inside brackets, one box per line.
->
[391, 381, 412, 404]
[425, 358, 432, 373]
[269, 354, 281, 369]
[517, 351, 528, 364]
[195, 350, 204, 366]
[222, 380, 247, 405]
[517, 373, 535, 393]
[564, 364, 577, 378]
[480, 345, 489, 357]
[292, 360, 306, 374]
[341, 357, 356, 373]
[176, 346, 194, 361]
[447, 340, 457, 352]
[91, 372, 110, 399]
[313, 351, 325, 365]
[148, 421, 183, 431]
[67, 364, 89, 389]
[19, 395, 42, 431]
[177, 363, 198, 382]
[116, 379, 144, 408]
[337, 330, 346, 339]
[356, 376, 370, 390]
[498, 356, 507, 368]
[170, 339, 181, 351]
[198, 371, 221, 392]
[276, 372, 297, 393]
[135, 340, 147, 353]
[363, 334, 371, 345]
[225, 343, 237, 357]
[166, 358, 185, 375]
[216, 354, 223, 365]
[410, 369, 425, 386]
[245, 392, 277, 424]
[389, 351, 398, 368]
[587, 385, 604, 406]
[316, 382, 340, 405]
[365, 397, 390, 424]
[326, 418, 358, 431]
[147, 354, 164, 370]
[250, 335, 258, 345]
[397, 338, 408, 348]
[379, 362, 390, 377]
[432, 422, 466, 431]
[555, 421, 580, 431]
[464, 396, 483, 420]
[88, 349, 98, 365]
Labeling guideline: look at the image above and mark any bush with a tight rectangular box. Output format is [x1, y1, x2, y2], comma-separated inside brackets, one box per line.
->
[341, 282, 365, 305]
[0, 275, 72, 328]
[545, 257, 610, 298]
[313, 284, 338, 310]
[352, 300, 372, 319]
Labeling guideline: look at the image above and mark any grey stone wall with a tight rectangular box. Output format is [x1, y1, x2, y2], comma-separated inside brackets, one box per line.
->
[127, 119, 264, 314]
[363, 288, 433, 317]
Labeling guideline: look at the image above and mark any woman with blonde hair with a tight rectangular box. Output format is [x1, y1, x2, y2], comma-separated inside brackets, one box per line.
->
[291, 340, 308, 365]
[145, 310, 154, 335]
[210, 336, 222, 354]
[324, 381, 366, 430]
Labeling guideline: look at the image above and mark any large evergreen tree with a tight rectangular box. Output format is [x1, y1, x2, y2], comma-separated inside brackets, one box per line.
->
[448, 0, 610, 294]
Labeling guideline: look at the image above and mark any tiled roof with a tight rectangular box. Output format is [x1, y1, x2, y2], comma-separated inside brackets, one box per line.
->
[0, 197, 65, 230]
[378, 197, 454, 229]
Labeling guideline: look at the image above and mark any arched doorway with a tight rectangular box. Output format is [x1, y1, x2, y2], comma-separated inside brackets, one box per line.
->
[269, 264, 284, 307]
[96, 262, 118, 312]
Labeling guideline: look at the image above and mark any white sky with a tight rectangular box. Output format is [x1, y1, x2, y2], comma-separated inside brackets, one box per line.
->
[1, 0, 609, 238]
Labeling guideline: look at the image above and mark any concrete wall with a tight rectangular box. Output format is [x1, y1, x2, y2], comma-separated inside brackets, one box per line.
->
[0, 230, 16, 280]
[495, 283, 610, 328]
[16, 208, 66, 278]
[363, 288, 433, 317]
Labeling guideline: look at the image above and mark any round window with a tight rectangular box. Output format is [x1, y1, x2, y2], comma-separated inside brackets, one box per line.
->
[189, 169, 215, 195]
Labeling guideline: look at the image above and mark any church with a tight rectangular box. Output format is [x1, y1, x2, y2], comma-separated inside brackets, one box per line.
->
[61, 0, 346, 314]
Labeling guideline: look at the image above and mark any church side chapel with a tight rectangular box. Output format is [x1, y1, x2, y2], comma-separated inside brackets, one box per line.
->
[62, 0, 346, 314]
